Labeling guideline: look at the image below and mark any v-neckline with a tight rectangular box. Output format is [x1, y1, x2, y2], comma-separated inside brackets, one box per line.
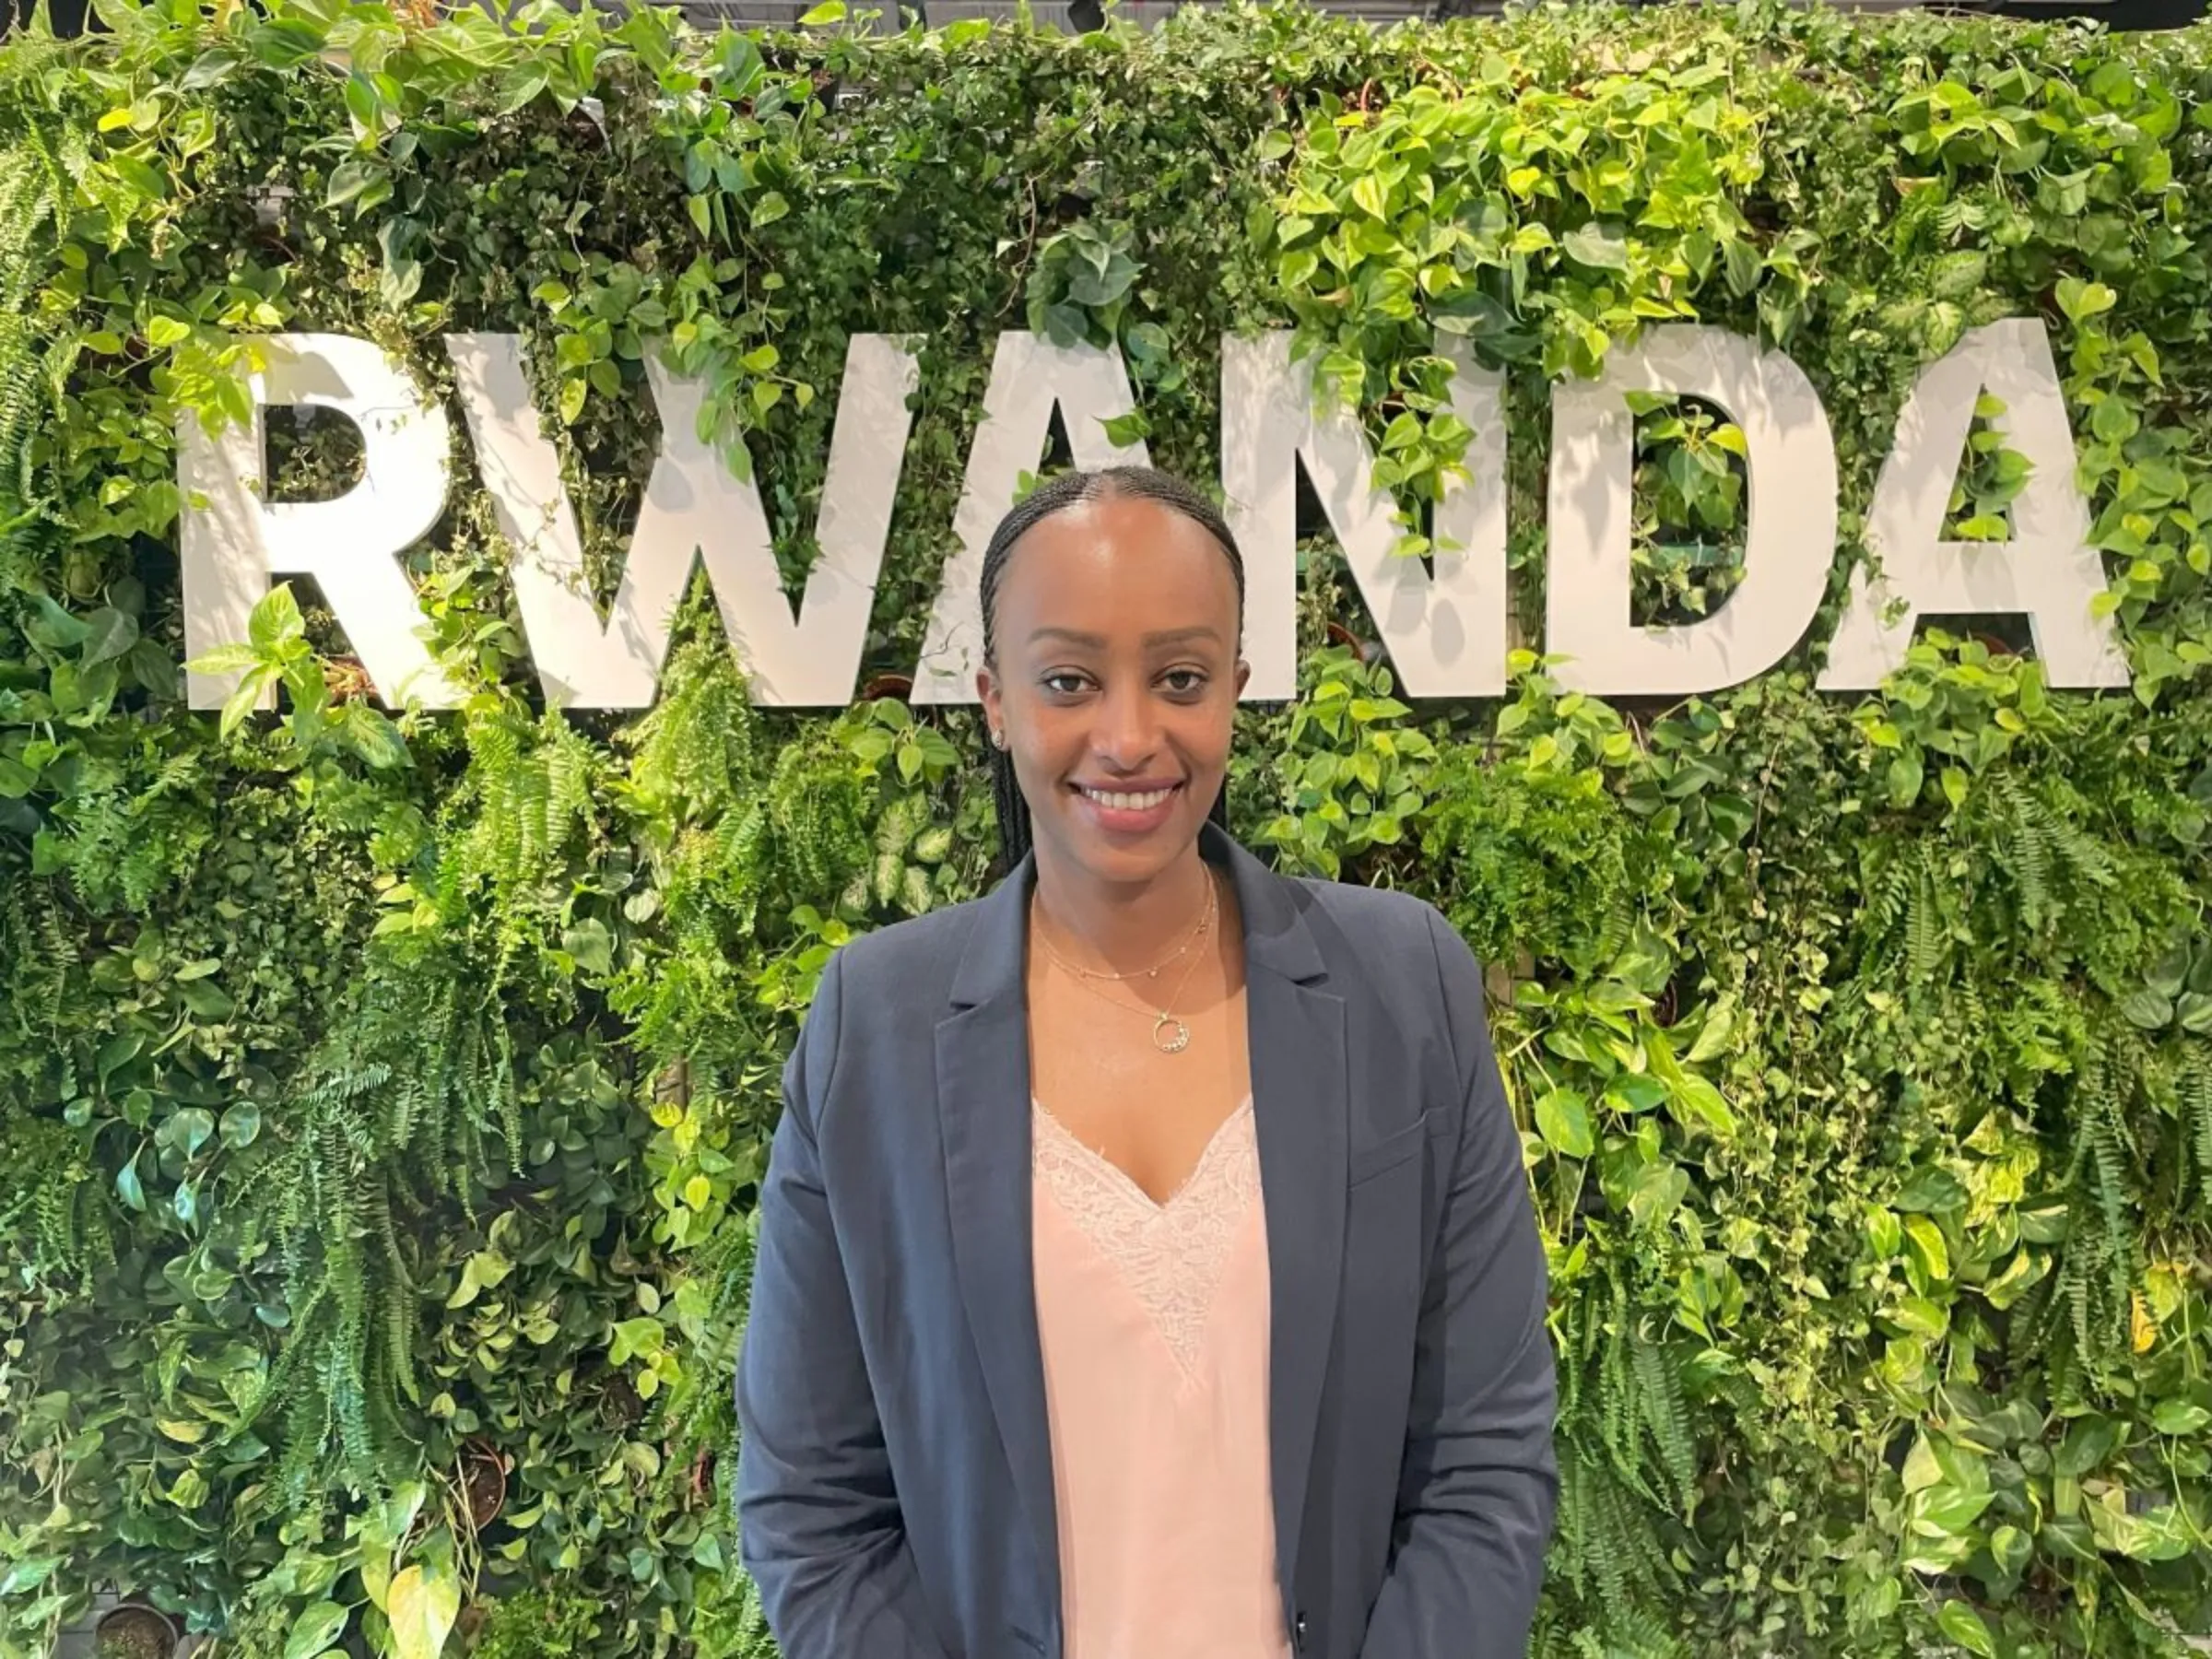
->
[1031, 1093, 1256, 1213]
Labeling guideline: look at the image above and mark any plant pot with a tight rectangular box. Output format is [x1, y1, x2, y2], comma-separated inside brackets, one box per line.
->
[1324, 621, 1380, 665]
[1968, 629, 2018, 661]
[462, 1437, 510, 1530]
[95, 1604, 179, 1659]
[690, 1444, 718, 1504]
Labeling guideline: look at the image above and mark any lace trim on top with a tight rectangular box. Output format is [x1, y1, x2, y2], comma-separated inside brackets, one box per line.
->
[1031, 1097, 1261, 1374]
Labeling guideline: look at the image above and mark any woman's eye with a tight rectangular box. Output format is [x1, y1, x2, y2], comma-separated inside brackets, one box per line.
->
[1041, 672, 1089, 696]
[1162, 669, 1207, 695]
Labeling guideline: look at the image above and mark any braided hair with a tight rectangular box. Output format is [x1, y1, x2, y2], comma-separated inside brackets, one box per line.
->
[981, 465, 1245, 871]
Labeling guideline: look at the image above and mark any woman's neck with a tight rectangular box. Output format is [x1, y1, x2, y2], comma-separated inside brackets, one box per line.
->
[1029, 844, 1217, 972]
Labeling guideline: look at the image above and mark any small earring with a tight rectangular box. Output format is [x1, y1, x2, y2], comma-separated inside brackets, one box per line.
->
[991, 728, 1008, 750]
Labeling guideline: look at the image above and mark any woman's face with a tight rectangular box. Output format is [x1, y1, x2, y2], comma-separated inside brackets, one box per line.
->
[977, 493, 1249, 891]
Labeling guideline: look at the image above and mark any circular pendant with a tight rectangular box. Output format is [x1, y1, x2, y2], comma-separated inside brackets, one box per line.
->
[1151, 1013, 1192, 1054]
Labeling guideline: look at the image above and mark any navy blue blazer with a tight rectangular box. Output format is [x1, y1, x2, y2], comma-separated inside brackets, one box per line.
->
[735, 823, 1558, 1659]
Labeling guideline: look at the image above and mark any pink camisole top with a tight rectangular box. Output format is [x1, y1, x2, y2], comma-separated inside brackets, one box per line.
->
[1030, 1095, 1294, 1659]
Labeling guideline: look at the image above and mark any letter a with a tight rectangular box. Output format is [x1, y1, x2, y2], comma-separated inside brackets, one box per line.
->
[1819, 319, 2128, 690]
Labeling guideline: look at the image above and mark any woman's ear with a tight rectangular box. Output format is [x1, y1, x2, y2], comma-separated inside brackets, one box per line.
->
[976, 665, 1004, 744]
[1232, 657, 1252, 700]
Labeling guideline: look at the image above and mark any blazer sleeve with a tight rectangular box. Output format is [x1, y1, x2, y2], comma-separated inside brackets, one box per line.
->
[734, 950, 953, 1659]
[1358, 910, 1560, 1659]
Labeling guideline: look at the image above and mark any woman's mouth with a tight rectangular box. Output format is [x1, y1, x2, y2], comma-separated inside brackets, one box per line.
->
[1071, 780, 1184, 834]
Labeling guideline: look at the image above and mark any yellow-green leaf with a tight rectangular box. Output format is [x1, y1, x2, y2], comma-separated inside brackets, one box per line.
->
[362, 1545, 393, 1614]
[1906, 1216, 1951, 1284]
[1534, 1088, 1594, 1159]
[387, 1560, 461, 1659]
[1902, 1434, 1942, 1493]
[282, 1601, 349, 1659]
[2054, 276, 2116, 324]
[1937, 1599, 1996, 1658]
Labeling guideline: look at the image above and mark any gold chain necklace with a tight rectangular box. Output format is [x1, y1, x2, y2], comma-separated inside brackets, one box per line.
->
[1030, 873, 1216, 984]
[1030, 873, 1218, 1054]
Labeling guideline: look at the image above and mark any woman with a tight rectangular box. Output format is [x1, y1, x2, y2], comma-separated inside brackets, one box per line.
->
[735, 465, 1557, 1659]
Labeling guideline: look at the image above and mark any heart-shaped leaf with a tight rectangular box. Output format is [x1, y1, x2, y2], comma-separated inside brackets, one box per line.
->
[282, 1600, 349, 1659]
[0, 1557, 63, 1596]
[1562, 221, 1630, 271]
[2152, 1398, 2211, 1436]
[81, 607, 140, 665]
[2054, 276, 2116, 324]
[1937, 1599, 1996, 1658]
[1535, 1088, 1594, 1159]
[387, 1559, 461, 1659]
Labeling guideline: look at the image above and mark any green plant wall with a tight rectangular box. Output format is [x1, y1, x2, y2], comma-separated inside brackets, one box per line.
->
[2, 1, 2210, 1655]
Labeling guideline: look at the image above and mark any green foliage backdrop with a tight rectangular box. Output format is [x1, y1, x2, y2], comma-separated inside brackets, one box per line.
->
[2, 0, 2210, 1654]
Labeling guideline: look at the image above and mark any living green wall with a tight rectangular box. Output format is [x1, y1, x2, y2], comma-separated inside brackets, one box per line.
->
[3, 0, 2211, 1654]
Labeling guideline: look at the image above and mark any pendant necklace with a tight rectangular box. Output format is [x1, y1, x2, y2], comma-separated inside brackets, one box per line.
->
[1031, 871, 1219, 1054]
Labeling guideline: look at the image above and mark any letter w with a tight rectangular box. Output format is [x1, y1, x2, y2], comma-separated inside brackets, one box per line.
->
[446, 334, 921, 708]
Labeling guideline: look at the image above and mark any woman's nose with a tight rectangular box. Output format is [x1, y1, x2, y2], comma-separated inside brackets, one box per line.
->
[1091, 686, 1160, 769]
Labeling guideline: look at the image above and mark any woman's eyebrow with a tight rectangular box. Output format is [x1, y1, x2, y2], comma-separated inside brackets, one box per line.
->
[1142, 626, 1224, 648]
[1026, 626, 1223, 648]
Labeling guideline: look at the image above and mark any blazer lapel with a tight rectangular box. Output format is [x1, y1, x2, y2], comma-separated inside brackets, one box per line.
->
[935, 853, 1062, 1633]
[1211, 825, 1348, 1629]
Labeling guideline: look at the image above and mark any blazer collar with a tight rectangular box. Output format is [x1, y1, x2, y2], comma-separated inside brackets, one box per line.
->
[946, 820, 1326, 1011]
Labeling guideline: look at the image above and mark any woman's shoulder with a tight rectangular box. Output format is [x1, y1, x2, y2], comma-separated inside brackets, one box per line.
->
[1277, 868, 1467, 962]
[1265, 868, 1489, 1045]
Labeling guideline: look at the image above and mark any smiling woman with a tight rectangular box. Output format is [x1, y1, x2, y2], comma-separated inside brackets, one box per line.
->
[975, 468, 1248, 882]
[735, 465, 1559, 1659]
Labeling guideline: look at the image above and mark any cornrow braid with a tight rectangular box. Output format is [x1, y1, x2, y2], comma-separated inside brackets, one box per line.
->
[981, 465, 1243, 872]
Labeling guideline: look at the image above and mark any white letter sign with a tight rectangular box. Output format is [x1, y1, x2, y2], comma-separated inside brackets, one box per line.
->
[1221, 332, 1509, 702]
[1547, 324, 1838, 698]
[447, 333, 921, 708]
[174, 321, 2130, 713]
[1818, 318, 2129, 690]
[182, 333, 464, 712]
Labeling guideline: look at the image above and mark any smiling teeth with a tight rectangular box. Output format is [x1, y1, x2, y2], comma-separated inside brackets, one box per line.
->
[1085, 786, 1174, 810]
